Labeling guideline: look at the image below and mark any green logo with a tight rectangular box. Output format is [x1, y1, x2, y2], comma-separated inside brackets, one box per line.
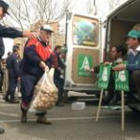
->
[78, 55, 93, 77]
[98, 64, 111, 89]
[115, 61, 129, 91]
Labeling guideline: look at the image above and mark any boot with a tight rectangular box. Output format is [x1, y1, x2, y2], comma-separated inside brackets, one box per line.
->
[56, 99, 65, 106]
[103, 90, 114, 105]
[3, 96, 10, 102]
[109, 93, 121, 105]
[3, 91, 10, 102]
[0, 127, 4, 134]
[36, 116, 52, 125]
[21, 107, 27, 123]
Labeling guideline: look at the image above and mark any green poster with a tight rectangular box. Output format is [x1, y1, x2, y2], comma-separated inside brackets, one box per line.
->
[98, 64, 111, 89]
[115, 61, 129, 92]
[78, 54, 93, 77]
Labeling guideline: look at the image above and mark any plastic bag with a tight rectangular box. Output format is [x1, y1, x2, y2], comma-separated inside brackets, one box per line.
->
[30, 68, 58, 112]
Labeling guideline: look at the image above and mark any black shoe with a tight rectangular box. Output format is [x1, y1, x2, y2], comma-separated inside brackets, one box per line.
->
[56, 101, 65, 107]
[109, 93, 121, 105]
[21, 112, 27, 123]
[0, 127, 4, 134]
[21, 107, 27, 123]
[36, 116, 52, 125]
[3, 97, 10, 102]
[125, 97, 138, 105]
[9, 99, 19, 104]
[103, 93, 114, 104]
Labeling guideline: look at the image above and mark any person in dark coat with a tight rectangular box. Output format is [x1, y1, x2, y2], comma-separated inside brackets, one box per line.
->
[3, 45, 20, 103]
[20, 24, 55, 125]
[0, 0, 34, 134]
[53, 45, 66, 106]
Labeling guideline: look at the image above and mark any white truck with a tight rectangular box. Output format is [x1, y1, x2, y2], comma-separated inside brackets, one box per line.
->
[64, 13, 103, 94]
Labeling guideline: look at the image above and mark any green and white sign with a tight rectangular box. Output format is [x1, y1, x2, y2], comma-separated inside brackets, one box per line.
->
[98, 64, 111, 89]
[115, 62, 129, 91]
[78, 54, 93, 77]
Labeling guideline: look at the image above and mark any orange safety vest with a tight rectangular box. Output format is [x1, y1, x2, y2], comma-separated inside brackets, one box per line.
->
[26, 38, 52, 61]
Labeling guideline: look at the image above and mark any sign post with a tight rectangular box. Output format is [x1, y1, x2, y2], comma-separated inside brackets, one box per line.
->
[95, 63, 111, 122]
[115, 61, 129, 131]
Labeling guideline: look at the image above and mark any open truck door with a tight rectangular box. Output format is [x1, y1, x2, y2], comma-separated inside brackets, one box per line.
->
[64, 13, 103, 92]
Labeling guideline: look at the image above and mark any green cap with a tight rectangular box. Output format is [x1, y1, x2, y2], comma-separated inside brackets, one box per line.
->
[127, 30, 140, 38]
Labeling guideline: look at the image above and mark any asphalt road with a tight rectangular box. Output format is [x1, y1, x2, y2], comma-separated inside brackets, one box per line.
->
[0, 96, 140, 140]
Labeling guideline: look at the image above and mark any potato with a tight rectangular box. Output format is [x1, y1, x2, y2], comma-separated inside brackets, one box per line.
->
[44, 94, 49, 98]
[43, 99, 49, 104]
[51, 97, 55, 102]
[49, 87, 56, 93]
[54, 94, 58, 100]
[41, 96, 46, 101]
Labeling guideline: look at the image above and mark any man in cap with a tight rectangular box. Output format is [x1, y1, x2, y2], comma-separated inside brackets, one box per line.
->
[20, 24, 55, 124]
[113, 30, 140, 101]
[0, 0, 34, 135]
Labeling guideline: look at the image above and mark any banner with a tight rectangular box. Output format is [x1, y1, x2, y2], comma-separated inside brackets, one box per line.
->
[115, 61, 129, 92]
[98, 63, 111, 89]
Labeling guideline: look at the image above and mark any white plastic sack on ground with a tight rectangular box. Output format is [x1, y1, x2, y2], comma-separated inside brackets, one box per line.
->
[30, 68, 58, 112]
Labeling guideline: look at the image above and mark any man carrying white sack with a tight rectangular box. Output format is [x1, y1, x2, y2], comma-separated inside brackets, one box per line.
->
[20, 25, 56, 124]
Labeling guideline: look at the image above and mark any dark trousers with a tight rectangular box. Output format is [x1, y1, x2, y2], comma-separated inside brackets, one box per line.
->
[5, 76, 17, 100]
[54, 78, 64, 102]
[21, 72, 46, 116]
[21, 72, 39, 105]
